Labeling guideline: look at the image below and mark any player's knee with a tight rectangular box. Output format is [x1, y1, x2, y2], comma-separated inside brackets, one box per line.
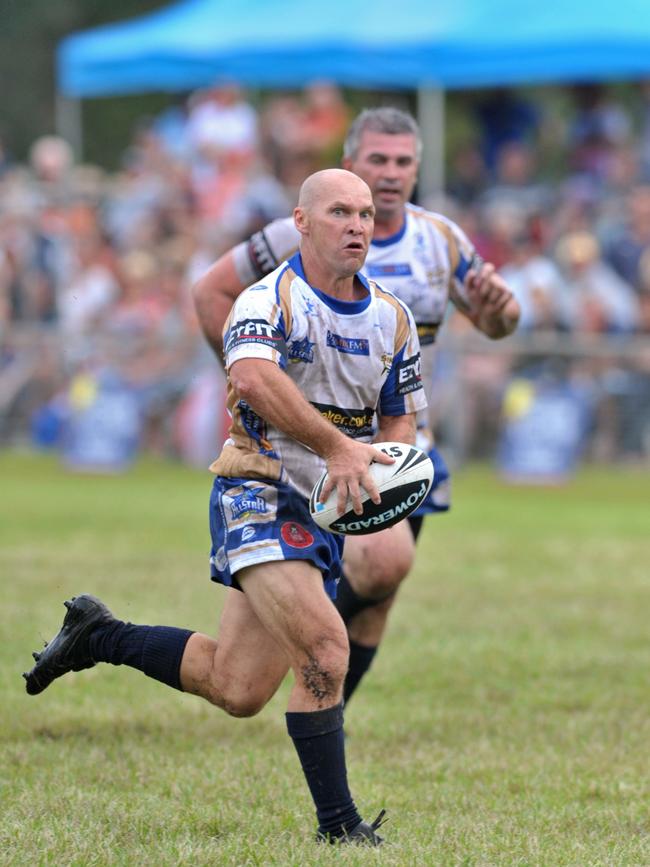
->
[219, 684, 270, 718]
[201, 670, 271, 718]
[364, 547, 414, 597]
[297, 633, 349, 703]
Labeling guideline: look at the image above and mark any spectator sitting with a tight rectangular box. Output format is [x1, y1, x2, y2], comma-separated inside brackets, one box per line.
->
[500, 232, 567, 332]
[600, 185, 650, 291]
[554, 231, 639, 333]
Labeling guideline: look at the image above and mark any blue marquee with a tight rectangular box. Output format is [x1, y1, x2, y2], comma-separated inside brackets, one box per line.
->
[58, 0, 650, 97]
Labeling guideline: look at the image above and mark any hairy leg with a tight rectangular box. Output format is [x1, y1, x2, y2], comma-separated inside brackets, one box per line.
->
[180, 588, 290, 716]
[238, 560, 350, 712]
[344, 519, 415, 599]
[334, 520, 417, 706]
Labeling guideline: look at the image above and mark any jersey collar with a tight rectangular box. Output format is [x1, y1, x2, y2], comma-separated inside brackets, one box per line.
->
[288, 252, 371, 314]
[370, 214, 408, 247]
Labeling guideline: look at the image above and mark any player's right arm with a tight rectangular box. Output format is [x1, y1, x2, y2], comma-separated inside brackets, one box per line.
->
[192, 217, 300, 358]
[229, 358, 392, 515]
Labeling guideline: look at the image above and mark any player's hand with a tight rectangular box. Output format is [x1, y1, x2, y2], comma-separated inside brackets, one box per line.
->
[320, 439, 394, 516]
[465, 262, 512, 314]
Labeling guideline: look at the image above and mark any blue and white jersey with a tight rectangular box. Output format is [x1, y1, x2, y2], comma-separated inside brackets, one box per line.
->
[213, 252, 426, 499]
[234, 205, 481, 438]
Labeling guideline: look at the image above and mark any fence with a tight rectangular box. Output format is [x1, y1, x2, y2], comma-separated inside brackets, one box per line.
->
[2, 324, 649, 474]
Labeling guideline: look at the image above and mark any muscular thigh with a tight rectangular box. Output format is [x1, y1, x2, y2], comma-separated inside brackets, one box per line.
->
[213, 588, 290, 703]
[238, 559, 348, 666]
[343, 519, 415, 597]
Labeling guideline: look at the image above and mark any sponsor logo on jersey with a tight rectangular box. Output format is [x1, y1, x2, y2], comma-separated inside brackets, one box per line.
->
[226, 319, 286, 354]
[396, 354, 423, 395]
[237, 401, 274, 452]
[331, 481, 429, 532]
[281, 521, 314, 548]
[326, 331, 369, 356]
[311, 402, 375, 438]
[288, 336, 315, 363]
[381, 352, 393, 374]
[366, 262, 413, 277]
[229, 486, 268, 520]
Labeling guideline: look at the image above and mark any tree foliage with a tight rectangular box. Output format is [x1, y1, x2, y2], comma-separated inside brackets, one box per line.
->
[0, 0, 170, 166]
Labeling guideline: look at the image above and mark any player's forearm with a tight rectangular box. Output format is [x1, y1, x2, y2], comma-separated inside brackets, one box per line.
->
[375, 413, 417, 445]
[192, 252, 245, 358]
[229, 359, 345, 459]
[477, 295, 521, 339]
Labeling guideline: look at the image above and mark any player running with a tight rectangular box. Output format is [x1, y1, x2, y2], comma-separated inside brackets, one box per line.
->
[24, 169, 426, 845]
[193, 107, 521, 709]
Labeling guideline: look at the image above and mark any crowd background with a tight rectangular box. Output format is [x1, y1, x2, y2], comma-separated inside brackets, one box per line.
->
[1, 81, 650, 473]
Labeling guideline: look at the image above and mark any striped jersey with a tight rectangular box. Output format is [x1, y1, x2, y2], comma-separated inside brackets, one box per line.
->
[213, 252, 426, 499]
[235, 203, 482, 438]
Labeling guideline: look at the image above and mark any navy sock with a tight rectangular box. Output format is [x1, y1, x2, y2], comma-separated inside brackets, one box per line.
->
[88, 620, 193, 691]
[343, 641, 378, 705]
[286, 703, 361, 837]
[334, 573, 379, 624]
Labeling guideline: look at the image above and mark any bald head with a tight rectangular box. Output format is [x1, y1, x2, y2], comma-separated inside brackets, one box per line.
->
[297, 168, 372, 214]
[293, 169, 375, 289]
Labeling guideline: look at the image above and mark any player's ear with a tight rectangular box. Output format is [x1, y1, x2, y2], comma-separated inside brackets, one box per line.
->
[293, 206, 309, 235]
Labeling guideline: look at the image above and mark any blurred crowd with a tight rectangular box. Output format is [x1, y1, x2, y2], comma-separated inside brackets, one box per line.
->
[1, 81, 650, 465]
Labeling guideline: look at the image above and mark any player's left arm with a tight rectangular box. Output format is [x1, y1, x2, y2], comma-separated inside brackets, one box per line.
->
[442, 216, 520, 340]
[461, 261, 521, 340]
[375, 411, 417, 446]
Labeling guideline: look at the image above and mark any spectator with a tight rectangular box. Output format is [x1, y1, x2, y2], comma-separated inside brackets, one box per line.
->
[500, 232, 567, 332]
[473, 87, 540, 177]
[554, 231, 639, 333]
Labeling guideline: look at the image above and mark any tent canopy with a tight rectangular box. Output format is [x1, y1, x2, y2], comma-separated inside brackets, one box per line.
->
[59, 0, 650, 98]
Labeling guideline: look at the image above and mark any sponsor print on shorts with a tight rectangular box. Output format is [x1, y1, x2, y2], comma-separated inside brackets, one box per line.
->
[229, 485, 268, 520]
[280, 521, 314, 549]
[241, 525, 256, 543]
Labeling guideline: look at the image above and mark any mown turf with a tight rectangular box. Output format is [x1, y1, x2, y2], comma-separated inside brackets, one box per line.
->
[1, 452, 649, 866]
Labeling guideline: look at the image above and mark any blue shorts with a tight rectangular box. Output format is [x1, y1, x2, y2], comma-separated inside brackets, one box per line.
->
[209, 476, 344, 600]
[412, 445, 451, 517]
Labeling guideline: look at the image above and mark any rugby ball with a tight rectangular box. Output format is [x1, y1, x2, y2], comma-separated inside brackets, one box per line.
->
[309, 441, 434, 535]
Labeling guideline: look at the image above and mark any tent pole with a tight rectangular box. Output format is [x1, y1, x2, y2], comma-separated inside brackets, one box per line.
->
[417, 86, 445, 202]
[55, 93, 83, 161]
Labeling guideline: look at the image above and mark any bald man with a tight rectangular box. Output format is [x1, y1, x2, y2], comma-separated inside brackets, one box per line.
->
[24, 169, 426, 846]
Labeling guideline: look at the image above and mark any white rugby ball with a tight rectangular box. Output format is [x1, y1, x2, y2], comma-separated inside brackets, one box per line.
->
[309, 441, 434, 535]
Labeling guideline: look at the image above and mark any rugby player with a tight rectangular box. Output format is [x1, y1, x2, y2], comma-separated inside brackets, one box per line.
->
[193, 107, 521, 706]
[24, 169, 426, 845]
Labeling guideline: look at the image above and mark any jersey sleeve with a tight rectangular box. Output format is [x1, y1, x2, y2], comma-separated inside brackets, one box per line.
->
[440, 215, 484, 314]
[232, 217, 301, 285]
[223, 275, 290, 370]
[378, 296, 428, 417]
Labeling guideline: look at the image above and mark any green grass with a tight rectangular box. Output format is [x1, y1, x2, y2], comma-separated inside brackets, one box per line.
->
[1, 452, 649, 866]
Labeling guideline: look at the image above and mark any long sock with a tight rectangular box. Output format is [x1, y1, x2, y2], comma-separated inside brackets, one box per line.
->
[286, 703, 361, 837]
[88, 620, 193, 691]
[334, 573, 383, 624]
[408, 513, 424, 541]
[343, 640, 378, 705]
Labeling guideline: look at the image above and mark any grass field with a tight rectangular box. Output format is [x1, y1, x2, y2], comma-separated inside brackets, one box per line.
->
[1, 451, 649, 866]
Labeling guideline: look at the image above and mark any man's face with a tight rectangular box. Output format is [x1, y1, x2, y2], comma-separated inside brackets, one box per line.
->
[344, 130, 420, 224]
[297, 175, 375, 278]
